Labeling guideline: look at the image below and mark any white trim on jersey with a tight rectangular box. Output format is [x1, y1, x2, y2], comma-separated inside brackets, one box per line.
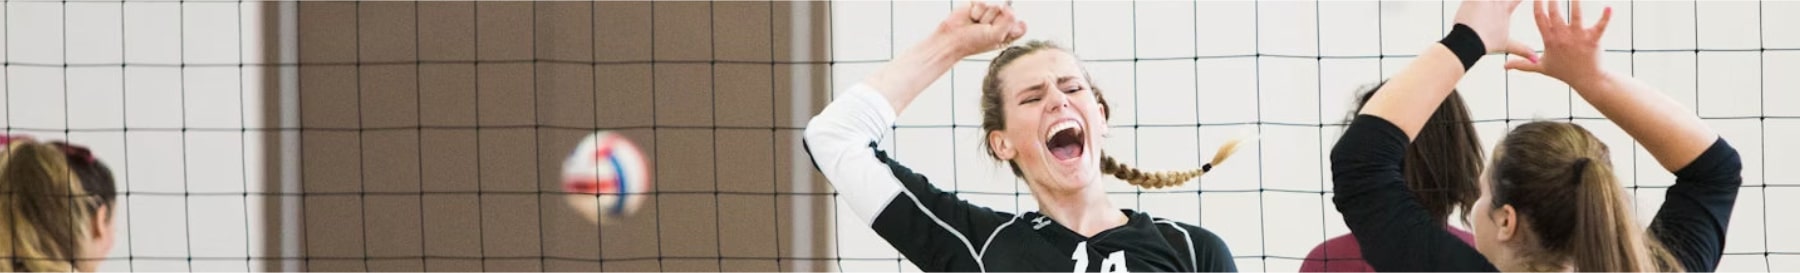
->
[803, 83, 905, 224]
[979, 216, 1023, 258]
[1156, 220, 1197, 271]
[894, 185, 988, 272]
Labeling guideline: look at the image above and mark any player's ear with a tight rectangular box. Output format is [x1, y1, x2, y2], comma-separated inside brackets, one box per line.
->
[989, 130, 1016, 160]
[1494, 204, 1520, 242]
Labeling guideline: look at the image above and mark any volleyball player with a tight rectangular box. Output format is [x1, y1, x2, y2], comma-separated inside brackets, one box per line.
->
[804, 2, 1241, 271]
[1, 135, 120, 272]
[1301, 84, 1485, 272]
[1332, 0, 1740, 271]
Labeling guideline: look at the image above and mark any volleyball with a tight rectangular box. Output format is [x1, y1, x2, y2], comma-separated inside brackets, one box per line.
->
[561, 131, 652, 225]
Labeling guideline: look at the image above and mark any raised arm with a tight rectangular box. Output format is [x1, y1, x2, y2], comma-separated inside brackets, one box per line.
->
[1506, 1, 1740, 271]
[1503, 0, 1716, 172]
[1357, 0, 1536, 139]
[801, 3, 1027, 271]
[867, 2, 1026, 115]
[1330, 1, 1534, 271]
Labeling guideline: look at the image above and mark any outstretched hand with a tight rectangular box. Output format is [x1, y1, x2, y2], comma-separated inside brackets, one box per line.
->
[937, 1, 1028, 57]
[1506, 0, 1613, 85]
[1453, 0, 1538, 60]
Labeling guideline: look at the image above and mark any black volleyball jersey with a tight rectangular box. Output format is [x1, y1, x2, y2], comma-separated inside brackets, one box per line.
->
[804, 84, 1237, 272]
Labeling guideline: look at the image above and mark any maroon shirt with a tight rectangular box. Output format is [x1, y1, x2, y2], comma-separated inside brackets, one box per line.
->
[1299, 227, 1475, 272]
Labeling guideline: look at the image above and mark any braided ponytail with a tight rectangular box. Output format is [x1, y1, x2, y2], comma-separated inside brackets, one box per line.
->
[1101, 135, 1250, 189]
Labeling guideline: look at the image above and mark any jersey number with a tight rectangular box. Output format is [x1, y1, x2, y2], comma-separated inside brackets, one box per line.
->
[1070, 241, 1128, 273]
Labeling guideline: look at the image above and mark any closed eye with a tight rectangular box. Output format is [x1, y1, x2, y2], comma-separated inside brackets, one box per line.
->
[1020, 97, 1041, 105]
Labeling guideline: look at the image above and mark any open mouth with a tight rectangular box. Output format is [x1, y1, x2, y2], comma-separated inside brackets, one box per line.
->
[1046, 120, 1086, 161]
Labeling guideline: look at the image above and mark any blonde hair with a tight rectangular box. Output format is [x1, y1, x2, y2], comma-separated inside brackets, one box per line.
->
[979, 40, 1246, 189]
[1, 140, 113, 272]
[1489, 122, 1681, 272]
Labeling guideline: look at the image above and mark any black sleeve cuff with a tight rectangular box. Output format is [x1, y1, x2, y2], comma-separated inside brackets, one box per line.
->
[1672, 138, 1744, 187]
[1439, 24, 1486, 71]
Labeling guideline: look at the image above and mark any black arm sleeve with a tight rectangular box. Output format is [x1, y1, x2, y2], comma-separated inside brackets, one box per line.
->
[1329, 115, 1498, 272]
[1649, 139, 1743, 272]
[867, 144, 1015, 272]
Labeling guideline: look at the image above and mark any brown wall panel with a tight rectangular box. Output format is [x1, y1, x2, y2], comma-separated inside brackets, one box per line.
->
[595, 65, 655, 128]
[479, 194, 544, 271]
[304, 195, 366, 271]
[535, 63, 597, 128]
[418, 64, 477, 126]
[715, 64, 774, 128]
[363, 130, 421, 193]
[595, 2, 652, 62]
[359, 2, 418, 63]
[418, 2, 475, 61]
[653, 64, 714, 127]
[536, 2, 594, 62]
[292, 1, 832, 271]
[420, 192, 483, 271]
[300, 66, 359, 129]
[475, 2, 535, 61]
[714, 1, 774, 62]
[654, 130, 714, 193]
[360, 65, 419, 128]
[363, 194, 425, 271]
[299, 2, 357, 64]
[475, 63, 536, 126]
[651, 2, 712, 61]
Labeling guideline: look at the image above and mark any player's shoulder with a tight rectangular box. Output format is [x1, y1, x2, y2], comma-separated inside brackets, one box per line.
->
[1146, 216, 1229, 248]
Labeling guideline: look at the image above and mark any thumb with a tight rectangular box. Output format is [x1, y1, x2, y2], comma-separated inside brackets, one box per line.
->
[1504, 56, 1543, 73]
[1502, 39, 1538, 63]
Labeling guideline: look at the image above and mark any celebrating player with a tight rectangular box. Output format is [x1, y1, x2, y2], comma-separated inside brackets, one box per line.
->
[804, 2, 1241, 271]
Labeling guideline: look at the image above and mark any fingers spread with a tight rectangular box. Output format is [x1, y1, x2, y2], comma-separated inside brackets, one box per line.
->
[1532, 0, 1554, 35]
[1569, 0, 1584, 26]
[1546, 0, 1564, 27]
[1591, 6, 1614, 36]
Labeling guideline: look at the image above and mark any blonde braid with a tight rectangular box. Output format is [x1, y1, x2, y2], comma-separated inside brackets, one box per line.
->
[1102, 135, 1250, 189]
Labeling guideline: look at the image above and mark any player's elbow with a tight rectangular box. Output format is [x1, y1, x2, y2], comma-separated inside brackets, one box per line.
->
[802, 116, 852, 172]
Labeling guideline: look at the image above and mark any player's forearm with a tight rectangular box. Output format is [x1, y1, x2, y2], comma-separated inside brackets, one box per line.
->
[1356, 43, 1465, 140]
[864, 36, 965, 115]
[1567, 72, 1718, 172]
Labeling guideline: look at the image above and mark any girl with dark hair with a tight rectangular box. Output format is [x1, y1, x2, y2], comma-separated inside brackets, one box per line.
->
[1302, 84, 1485, 272]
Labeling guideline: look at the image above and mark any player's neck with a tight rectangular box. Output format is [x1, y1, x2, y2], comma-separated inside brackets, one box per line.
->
[1032, 185, 1126, 237]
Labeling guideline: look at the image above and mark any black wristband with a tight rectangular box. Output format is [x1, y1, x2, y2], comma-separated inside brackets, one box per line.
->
[1438, 24, 1486, 71]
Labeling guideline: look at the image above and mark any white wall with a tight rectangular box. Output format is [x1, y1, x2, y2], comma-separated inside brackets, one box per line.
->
[3, 1, 272, 271]
[828, 0, 1798, 271]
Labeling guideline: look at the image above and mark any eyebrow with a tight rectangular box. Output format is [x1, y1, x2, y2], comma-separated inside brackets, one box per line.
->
[1017, 76, 1083, 99]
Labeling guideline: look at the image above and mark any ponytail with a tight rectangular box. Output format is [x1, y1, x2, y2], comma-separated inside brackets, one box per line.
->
[1, 141, 105, 272]
[1565, 157, 1682, 272]
[1102, 135, 1250, 189]
[1567, 157, 1635, 271]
